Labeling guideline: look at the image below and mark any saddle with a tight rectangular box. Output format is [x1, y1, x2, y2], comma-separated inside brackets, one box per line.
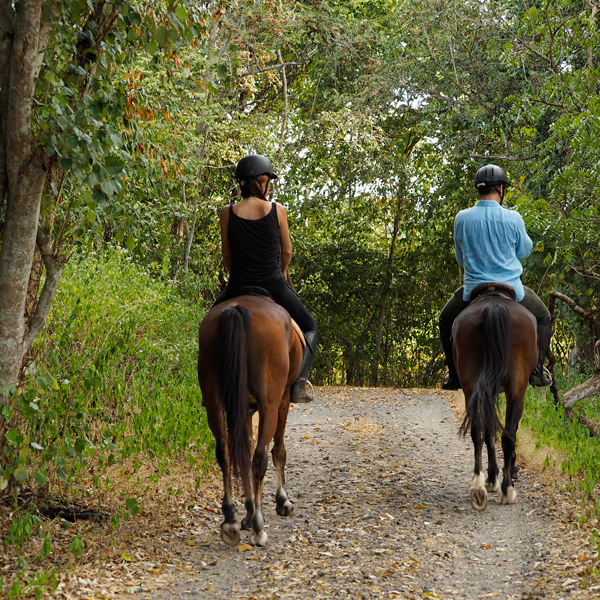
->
[470, 282, 517, 303]
[230, 287, 306, 349]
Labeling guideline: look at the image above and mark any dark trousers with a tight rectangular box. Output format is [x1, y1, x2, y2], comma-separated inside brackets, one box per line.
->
[438, 285, 550, 383]
[215, 277, 317, 333]
[439, 285, 550, 326]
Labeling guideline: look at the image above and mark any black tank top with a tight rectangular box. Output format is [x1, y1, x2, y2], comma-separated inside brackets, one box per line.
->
[228, 201, 282, 284]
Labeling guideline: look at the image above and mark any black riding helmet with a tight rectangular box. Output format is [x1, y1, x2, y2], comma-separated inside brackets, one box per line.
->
[474, 164, 510, 192]
[235, 154, 278, 184]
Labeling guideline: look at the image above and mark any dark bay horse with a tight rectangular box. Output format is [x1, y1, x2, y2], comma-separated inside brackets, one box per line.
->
[452, 283, 538, 511]
[198, 295, 303, 546]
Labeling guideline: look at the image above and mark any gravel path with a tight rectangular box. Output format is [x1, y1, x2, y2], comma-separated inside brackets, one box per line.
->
[134, 388, 596, 600]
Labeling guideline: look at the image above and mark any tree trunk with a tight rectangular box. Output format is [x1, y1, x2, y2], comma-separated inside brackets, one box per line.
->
[374, 188, 404, 386]
[183, 182, 198, 277]
[24, 246, 43, 323]
[0, 160, 46, 391]
[0, 0, 49, 393]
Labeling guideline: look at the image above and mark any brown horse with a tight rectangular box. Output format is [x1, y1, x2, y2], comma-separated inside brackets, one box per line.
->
[452, 283, 538, 511]
[198, 294, 303, 546]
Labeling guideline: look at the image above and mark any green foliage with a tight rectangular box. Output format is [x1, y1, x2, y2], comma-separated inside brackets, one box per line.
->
[69, 536, 84, 558]
[4, 513, 41, 552]
[1, 249, 212, 497]
[522, 374, 600, 554]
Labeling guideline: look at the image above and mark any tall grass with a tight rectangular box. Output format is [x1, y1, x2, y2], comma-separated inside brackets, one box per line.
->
[3, 248, 213, 498]
[521, 371, 600, 543]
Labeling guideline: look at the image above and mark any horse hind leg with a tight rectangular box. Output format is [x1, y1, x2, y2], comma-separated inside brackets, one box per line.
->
[208, 409, 240, 546]
[272, 391, 294, 517]
[470, 423, 488, 511]
[249, 398, 281, 547]
[501, 430, 518, 504]
[241, 407, 256, 532]
[500, 392, 523, 505]
[484, 427, 500, 493]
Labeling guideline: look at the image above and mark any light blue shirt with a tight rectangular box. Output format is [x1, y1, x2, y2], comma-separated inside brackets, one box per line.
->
[454, 200, 533, 301]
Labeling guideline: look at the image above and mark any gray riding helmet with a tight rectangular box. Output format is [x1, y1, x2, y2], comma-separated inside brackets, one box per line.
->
[235, 155, 278, 184]
[474, 164, 510, 191]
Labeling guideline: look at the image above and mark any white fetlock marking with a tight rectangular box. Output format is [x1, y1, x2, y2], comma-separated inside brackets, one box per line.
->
[501, 486, 518, 505]
[256, 530, 268, 547]
[486, 478, 500, 493]
[471, 472, 485, 490]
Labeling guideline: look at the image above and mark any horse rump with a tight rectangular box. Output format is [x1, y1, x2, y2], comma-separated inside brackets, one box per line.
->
[459, 300, 509, 437]
[218, 305, 251, 483]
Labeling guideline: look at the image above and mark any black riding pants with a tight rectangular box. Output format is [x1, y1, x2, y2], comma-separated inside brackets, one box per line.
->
[214, 277, 317, 333]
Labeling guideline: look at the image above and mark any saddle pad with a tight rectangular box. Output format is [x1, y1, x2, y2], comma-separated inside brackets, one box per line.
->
[232, 286, 274, 301]
[291, 318, 306, 349]
[470, 281, 516, 303]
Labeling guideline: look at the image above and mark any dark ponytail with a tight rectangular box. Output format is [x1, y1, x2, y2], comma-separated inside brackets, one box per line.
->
[240, 178, 268, 200]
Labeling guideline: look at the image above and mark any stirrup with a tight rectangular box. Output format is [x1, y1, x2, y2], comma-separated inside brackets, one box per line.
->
[442, 378, 461, 391]
[529, 366, 552, 387]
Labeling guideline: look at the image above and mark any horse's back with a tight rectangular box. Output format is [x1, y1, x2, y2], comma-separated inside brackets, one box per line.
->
[453, 296, 537, 392]
[198, 295, 302, 396]
[199, 295, 294, 348]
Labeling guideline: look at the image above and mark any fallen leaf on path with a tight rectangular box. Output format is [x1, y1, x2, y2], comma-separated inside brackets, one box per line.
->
[121, 553, 132, 562]
[238, 544, 253, 552]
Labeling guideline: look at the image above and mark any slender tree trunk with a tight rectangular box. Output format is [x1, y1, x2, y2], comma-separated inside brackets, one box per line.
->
[374, 188, 404, 386]
[183, 183, 198, 277]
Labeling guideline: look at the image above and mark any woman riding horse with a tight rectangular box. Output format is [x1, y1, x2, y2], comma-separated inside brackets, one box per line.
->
[214, 154, 317, 403]
[439, 164, 552, 391]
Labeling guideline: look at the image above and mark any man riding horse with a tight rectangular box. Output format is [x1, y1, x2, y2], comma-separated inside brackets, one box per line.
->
[439, 164, 552, 391]
[214, 154, 317, 402]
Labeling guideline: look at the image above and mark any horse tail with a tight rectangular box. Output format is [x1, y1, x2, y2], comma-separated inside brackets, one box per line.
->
[460, 300, 509, 437]
[218, 305, 251, 487]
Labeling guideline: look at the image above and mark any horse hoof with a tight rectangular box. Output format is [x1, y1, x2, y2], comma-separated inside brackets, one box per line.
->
[220, 523, 240, 546]
[486, 478, 500, 493]
[276, 501, 295, 517]
[470, 487, 488, 511]
[501, 486, 518, 505]
[250, 530, 268, 547]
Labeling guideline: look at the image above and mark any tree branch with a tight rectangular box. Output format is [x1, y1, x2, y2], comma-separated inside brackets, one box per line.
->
[22, 227, 65, 357]
[277, 49, 288, 162]
[549, 290, 597, 320]
[236, 61, 308, 78]
[470, 152, 539, 161]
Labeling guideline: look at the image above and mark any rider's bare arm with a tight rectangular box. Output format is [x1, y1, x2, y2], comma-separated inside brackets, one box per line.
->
[220, 206, 232, 274]
[278, 204, 292, 274]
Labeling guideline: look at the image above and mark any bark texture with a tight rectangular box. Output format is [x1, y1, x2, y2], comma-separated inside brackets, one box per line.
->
[0, 0, 48, 390]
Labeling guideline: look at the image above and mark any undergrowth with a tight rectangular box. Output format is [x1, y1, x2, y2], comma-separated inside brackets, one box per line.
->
[1, 248, 215, 596]
[521, 370, 600, 555]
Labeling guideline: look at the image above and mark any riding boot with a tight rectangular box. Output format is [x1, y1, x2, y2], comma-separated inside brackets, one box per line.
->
[529, 316, 552, 387]
[440, 320, 461, 390]
[290, 331, 317, 403]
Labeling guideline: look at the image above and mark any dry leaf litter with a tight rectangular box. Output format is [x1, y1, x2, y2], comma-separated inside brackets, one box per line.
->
[3, 387, 599, 600]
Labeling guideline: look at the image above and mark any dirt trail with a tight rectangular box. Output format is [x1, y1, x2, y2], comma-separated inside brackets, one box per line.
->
[114, 388, 596, 600]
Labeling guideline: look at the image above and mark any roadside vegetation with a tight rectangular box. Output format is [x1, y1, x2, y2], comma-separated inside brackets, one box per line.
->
[1, 0, 600, 596]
